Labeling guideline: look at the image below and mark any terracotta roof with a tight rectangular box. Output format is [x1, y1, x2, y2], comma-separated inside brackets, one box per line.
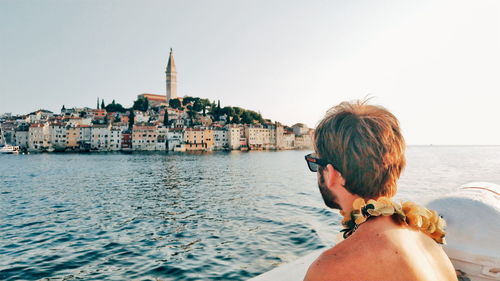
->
[140, 93, 167, 101]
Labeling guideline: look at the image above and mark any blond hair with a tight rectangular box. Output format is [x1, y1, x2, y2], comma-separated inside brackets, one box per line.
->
[314, 100, 406, 198]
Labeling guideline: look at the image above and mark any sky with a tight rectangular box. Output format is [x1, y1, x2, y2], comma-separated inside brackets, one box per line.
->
[1, 0, 499, 145]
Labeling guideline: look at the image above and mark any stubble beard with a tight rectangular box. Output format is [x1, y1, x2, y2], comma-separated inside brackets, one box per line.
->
[318, 169, 342, 210]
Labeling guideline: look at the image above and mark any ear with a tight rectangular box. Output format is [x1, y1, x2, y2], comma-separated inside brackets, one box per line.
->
[324, 164, 345, 189]
[323, 164, 338, 189]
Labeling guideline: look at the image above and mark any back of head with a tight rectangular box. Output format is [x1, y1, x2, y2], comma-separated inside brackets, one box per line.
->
[314, 99, 406, 199]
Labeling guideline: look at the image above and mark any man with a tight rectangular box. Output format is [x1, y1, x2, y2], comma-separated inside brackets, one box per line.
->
[304, 100, 457, 281]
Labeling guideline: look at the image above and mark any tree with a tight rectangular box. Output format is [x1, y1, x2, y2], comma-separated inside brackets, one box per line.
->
[231, 115, 240, 124]
[169, 98, 182, 109]
[192, 100, 203, 112]
[61, 105, 66, 112]
[221, 106, 235, 117]
[97, 98, 100, 109]
[132, 97, 149, 112]
[233, 107, 243, 116]
[183, 96, 197, 105]
[241, 111, 253, 124]
[105, 101, 126, 113]
[186, 105, 197, 125]
[101, 99, 105, 110]
[128, 110, 135, 129]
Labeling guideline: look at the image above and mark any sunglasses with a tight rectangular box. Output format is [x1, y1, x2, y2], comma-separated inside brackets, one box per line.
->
[304, 153, 331, 172]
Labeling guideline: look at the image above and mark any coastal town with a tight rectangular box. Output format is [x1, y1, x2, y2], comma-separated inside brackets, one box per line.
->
[0, 50, 313, 153]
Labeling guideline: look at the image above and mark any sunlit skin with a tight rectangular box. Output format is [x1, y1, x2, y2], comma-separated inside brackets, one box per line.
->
[304, 163, 458, 281]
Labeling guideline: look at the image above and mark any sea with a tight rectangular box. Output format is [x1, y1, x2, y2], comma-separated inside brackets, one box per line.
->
[1, 146, 500, 281]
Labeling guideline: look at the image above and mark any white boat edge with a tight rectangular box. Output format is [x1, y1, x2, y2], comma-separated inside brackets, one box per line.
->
[249, 182, 500, 281]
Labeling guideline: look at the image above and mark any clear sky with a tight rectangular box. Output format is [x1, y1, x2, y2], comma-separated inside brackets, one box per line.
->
[1, 0, 499, 145]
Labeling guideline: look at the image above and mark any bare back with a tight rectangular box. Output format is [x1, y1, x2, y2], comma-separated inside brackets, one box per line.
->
[304, 217, 458, 281]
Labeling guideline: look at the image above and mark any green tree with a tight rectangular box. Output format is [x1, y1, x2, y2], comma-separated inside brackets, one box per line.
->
[192, 100, 203, 112]
[101, 99, 105, 110]
[186, 105, 197, 125]
[105, 100, 126, 113]
[221, 106, 235, 117]
[233, 107, 243, 116]
[241, 111, 253, 124]
[231, 115, 240, 124]
[183, 96, 197, 105]
[128, 110, 135, 128]
[169, 98, 182, 109]
[132, 97, 149, 111]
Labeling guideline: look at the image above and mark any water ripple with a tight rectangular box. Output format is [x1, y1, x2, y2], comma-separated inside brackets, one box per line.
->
[1, 148, 500, 280]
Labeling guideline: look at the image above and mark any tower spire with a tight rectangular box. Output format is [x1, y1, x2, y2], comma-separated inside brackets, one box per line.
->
[166, 48, 177, 101]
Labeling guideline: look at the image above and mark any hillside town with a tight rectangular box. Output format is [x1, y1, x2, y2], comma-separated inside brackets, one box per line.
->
[0, 49, 313, 153]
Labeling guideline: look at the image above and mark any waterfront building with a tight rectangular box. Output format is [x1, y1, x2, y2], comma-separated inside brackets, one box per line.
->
[292, 123, 309, 136]
[77, 125, 92, 150]
[91, 124, 110, 151]
[156, 126, 168, 151]
[28, 123, 46, 151]
[167, 128, 184, 151]
[275, 124, 284, 149]
[132, 124, 158, 151]
[0, 127, 4, 145]
[121, 130, 132, 151]
[226, 125, 241, 150]
[294, 134, 313, 149]
[14, 127, 29, 149]
[282, 131, 295, 149]
[109, 126, 123, 151]
[0, 121, 16, 145]
[48, 122, 68, 151]
[244, 125, 274, 150]
[166, 48, 177, 101]
[184, 128, 214, 151]
[213, 128, 228, 150]
[66, 125, 80, 150]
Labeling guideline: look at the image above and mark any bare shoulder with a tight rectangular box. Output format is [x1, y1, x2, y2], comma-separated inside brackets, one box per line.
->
[304, 238, 373, 281]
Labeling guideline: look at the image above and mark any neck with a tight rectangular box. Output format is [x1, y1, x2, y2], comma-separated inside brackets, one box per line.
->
[357, 215, 399, 232]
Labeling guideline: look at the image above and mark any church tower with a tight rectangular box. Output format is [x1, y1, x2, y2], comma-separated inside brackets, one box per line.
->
[166, 48, 177, 101]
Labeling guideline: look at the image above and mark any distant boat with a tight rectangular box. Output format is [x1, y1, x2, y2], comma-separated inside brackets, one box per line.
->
[0, 145, 20, 154]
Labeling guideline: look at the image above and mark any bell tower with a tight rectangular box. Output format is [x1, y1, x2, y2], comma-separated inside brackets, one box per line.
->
[166, 48, 177, 101]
